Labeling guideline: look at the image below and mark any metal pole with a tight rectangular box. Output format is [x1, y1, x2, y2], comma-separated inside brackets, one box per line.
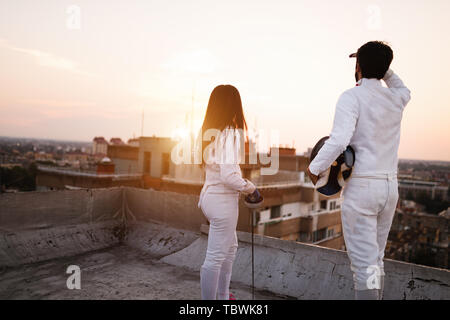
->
[251, 209, 255, 300]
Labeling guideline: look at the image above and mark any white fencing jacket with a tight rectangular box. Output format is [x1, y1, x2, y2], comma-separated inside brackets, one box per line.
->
[309, 69, 411, 177]
[198, 128, 256, 208]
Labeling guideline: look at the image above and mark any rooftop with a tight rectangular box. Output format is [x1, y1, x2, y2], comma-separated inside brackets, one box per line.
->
[0, 187, 449, 300]
[0, 244, 282, 300]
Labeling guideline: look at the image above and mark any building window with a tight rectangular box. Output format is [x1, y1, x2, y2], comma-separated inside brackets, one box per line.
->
[312, 228, 327, 242]
[330, 201, 336, 210]
[327, 228, 335, 238]
[320, 200, 327, 210]
[270, 205, 281, 219]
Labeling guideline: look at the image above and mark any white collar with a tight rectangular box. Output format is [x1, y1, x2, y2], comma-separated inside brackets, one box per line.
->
[357, 78, 382, 87]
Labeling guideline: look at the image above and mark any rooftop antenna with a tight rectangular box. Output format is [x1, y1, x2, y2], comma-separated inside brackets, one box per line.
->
[189, 82, 197, 163]
[254, 116, 259, 152]
[141, 109, 144, 137]
[191, 81, 196, 139]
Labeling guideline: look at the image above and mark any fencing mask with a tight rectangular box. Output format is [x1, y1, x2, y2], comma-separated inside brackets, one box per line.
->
[309, 136, 355, 196]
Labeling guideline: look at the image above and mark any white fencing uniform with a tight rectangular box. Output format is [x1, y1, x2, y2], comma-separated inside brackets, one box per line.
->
[309, 69, 411, 297]
[198, 128, 256, 300]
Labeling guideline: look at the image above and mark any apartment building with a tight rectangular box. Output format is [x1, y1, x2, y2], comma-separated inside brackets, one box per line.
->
[92, 136, 108, 155]
[387, 202, 449, 269]
[398, 178, 448, 201]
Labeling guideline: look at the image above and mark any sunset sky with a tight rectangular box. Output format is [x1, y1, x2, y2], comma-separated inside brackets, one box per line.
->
[0, 0, 449, 161]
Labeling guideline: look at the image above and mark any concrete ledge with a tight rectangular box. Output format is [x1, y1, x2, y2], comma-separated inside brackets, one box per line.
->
[1, 188, 448, 300]
[0, 188, 122, 231]
[125, 187, 207, 232]
[163, 228, 353, 299]
[163, 223, 450, 300]
[0, 220, 122, 267]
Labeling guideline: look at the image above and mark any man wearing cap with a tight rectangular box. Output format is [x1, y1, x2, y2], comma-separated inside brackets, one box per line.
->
[307, 41, 411, 300]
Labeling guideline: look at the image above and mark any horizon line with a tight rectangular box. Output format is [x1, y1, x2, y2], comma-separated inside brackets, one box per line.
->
[1, 135, 450, 164]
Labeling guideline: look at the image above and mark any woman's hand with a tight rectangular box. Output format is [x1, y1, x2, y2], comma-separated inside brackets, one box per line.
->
[245, 188, 263, 205]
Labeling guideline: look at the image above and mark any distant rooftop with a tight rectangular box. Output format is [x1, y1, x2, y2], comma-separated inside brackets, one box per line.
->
[37, 165, 142, 179]
[93, 136, 108, 144]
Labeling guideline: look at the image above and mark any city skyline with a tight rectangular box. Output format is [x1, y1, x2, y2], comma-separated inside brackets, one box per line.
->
[2, 134, 450, 164]
[1, 0, 450, 161]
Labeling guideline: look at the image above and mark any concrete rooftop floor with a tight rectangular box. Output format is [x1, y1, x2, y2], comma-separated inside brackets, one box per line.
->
[0, 245, 284, 300]
[1, 188, 448, 300]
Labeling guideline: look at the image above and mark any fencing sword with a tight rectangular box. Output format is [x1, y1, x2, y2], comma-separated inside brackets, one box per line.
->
[244, 189, 263, 300]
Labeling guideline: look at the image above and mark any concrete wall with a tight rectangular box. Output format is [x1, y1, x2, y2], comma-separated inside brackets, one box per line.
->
[161, 225, 450, 300]
[120, 188, 450, 300]
[125, 187, 208, 232]
[0, 188, 124, 267]
[107, 144, 140, 174]
[124, 187, 254, 234]
[1, 187, 449, 300]
[107, 145, 139, 161]
[36, 170, 142, 190]
[111, 158, 139, 174]
[0, 188, 122, 231]
[0, 221, 120, 267]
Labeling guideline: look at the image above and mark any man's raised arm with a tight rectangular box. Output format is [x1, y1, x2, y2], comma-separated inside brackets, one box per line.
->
[383, 69, 411, 108]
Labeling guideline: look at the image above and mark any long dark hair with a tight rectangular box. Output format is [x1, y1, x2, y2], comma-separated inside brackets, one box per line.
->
[199, 85, 248, 164]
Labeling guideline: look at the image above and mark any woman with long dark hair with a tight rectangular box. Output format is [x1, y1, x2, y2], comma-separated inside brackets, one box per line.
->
[197, 85, 261, 300]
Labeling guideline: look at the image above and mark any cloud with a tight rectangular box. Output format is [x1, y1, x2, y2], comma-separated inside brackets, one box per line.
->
[0, 38, 96, 77]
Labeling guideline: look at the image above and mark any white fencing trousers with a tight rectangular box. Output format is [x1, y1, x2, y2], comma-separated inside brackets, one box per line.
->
[199, 190, 239, 300]
[341, 174, 398, 293]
